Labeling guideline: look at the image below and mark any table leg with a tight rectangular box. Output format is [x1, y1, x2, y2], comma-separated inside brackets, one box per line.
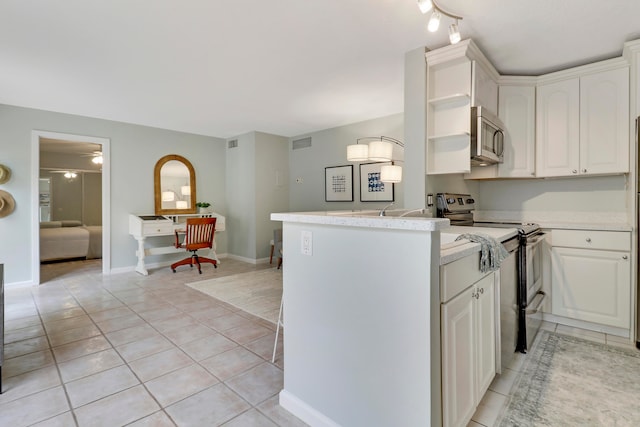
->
[134, 237, 149, 275]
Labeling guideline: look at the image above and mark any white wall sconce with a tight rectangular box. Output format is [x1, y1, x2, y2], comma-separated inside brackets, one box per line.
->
[175, 200, 188, 209]
[162, 191, 175, 202]
[181, 185, 191, 196]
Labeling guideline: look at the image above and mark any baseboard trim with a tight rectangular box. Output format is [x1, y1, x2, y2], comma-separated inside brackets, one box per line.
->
[224, 254, 270, 265]
[279, 390, 340, 427]
[5, 280, 37, 289]
[542, 313, 630, 338]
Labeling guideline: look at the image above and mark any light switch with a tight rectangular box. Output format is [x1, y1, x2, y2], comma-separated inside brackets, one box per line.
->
[301, 230, 312, 255]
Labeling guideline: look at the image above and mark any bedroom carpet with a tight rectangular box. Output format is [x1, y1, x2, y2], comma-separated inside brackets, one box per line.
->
[499, 330, 640, 426]
[186, 268, 283, 325]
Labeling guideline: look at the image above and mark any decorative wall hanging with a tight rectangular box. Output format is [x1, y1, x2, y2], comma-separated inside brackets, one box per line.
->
[359, 162, 394, 202]
[0, 164, 11, 184]
[325, 165, 353, 202]
[0, 190, 16, 218]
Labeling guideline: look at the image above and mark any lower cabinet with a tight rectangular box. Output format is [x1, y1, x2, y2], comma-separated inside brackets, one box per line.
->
[550, 230, 631, 330]
[441, 271, 496, 427]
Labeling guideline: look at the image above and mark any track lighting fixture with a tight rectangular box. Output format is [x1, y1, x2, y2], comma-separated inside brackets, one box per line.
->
[449, 20, 461, 44]
[417, 0, 463, 44]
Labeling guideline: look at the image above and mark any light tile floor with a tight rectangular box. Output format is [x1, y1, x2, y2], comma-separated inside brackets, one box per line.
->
[1, 259, 307, 427]
[5, 259, 638, 426]
[469, 320, 638, 426]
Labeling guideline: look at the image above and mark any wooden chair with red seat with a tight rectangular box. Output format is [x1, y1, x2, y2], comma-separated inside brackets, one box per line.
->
[171, 217, 218, 274]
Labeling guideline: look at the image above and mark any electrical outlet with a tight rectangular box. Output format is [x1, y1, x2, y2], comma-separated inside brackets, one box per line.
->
[301, 230, 312, 255]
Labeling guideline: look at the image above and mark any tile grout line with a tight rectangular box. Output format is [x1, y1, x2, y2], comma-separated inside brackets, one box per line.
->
[29, 284, 82, 427]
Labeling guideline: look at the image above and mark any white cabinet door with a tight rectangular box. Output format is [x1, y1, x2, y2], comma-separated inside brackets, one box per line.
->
[536, 78, 580, 177]
[498, 85, 536, 177]
[441, 271, 496, 427]
[475, 274, 496, 398]
[473, 61, 498, 113]
[580, 67, 629, 175]
[551, 247, 631, 328]
[441, 286, 476, 427]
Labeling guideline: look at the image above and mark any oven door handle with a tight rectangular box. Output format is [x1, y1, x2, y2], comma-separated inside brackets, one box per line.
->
[526, 232, 547, 246]
[525, 291, 546, 315]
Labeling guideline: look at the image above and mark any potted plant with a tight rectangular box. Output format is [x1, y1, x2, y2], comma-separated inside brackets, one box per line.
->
[195, 201, 212, 213]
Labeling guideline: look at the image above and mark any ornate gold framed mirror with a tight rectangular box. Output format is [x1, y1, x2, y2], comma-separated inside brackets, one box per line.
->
[154, 154, 197, 215]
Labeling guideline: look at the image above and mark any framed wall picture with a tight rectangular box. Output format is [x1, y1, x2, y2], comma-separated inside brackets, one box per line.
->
[325, 165, 354, 202]
[359, 162, 394, 202]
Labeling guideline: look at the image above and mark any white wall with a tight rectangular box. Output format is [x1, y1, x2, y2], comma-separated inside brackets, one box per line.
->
[403, 47, 428, 208]
[225, 131, 290, 260]
[0, 104, 226, 285]
[476, 175, 629, 212]
[288, 113, 405, 212]
[255, 132, 289, 259]
[225, 132, 257, 260]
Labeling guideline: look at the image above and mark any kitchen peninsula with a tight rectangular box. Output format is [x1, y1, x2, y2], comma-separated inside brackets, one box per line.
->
[270, 210, 449, 427]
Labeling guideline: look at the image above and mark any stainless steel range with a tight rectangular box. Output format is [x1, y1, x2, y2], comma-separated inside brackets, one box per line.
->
[437, 193, 547, 368]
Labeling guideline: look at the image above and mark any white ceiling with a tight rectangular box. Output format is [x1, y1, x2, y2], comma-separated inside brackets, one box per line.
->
[2, 1, 640, 139]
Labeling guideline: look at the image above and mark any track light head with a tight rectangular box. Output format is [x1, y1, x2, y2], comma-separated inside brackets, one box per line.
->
[449, 21, 461, 44]
[428, 10, 441, 32]
[417, 0, 433, 14]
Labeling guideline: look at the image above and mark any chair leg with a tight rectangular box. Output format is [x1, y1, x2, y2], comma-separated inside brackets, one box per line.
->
[172, 251, 217, 274]
[270, 244, 274, 264]
[277, 257, 283, 270]
[272, 295, 284, 363]
[171, 256, 195, 273]
[193, 254, 202, 274]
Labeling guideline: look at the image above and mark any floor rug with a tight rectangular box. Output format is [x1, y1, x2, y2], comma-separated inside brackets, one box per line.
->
[499, 330, 640, 426]
[186, 268, 282, 325]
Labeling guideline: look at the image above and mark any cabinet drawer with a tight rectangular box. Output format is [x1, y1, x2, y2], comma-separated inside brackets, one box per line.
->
[551, 229, 630, 251]
[143, 222, 173, 236]
[440, 252, 491, 302]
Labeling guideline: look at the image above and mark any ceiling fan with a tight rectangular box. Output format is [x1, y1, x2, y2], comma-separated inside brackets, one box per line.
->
[48, 170, 79, 179]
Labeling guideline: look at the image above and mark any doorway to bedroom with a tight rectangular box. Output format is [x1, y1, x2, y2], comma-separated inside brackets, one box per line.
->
[33, 131, 110, 284]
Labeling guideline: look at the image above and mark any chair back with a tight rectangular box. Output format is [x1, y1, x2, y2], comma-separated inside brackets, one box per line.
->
[184, 217, 216, 251]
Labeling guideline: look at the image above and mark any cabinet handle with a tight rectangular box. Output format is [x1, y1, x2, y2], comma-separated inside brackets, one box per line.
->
[623, 255, 628, 260]
[582, 169, 587, 173]
[479, 288, 484, 294]
[586, 237, 591, 243]
[572, 170, 578, 174]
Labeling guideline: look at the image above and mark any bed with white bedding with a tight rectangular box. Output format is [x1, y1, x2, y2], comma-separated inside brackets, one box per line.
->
[40, 220, 102, 261]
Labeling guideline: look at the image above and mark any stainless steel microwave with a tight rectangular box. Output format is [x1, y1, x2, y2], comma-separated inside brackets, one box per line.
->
[470, 106, 505, 166]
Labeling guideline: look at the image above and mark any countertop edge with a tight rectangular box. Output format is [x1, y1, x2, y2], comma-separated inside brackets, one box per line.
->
[271, 212, 451, 231]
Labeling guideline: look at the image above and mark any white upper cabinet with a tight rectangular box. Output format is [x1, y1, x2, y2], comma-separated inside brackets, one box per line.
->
[425, 40, 499, 175]
[536, 65, 629, 177]
[535, 78, 580, 177]
[580, 67, 629, 175]
[473, 62, 498, 113]
[498, 85, 536, 177]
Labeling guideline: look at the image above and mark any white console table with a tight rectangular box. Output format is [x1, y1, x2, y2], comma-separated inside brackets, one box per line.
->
[129, 212, 226, 275]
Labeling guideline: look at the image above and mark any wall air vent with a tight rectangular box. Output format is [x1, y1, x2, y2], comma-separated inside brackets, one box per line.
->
[292, 137, 312, 150]
[228, 139, 238, 149]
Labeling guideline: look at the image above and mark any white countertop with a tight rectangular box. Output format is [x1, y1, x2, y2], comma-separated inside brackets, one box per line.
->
[440, 225, 519, 265]
[271, 211, 451, 231]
